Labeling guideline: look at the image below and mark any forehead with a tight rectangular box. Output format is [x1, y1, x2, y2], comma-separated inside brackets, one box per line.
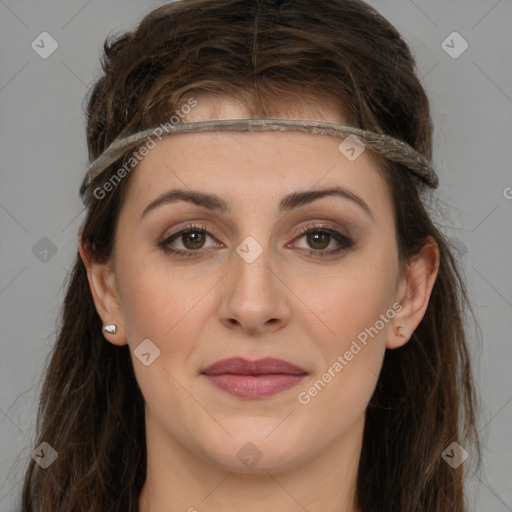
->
[124, 129, 390, 219]
[121, 93, 392, 218]
[183, 91, 354, 125]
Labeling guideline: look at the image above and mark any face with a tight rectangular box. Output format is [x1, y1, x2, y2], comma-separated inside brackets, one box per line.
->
[87, 94, 417, 474]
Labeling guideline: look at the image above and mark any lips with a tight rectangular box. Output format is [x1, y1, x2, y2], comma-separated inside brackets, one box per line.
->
[202, 357, 307, 376]
[201, 357, 308, 399]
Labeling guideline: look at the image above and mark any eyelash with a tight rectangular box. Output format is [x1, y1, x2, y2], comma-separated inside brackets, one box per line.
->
[157, 222, 354, 259]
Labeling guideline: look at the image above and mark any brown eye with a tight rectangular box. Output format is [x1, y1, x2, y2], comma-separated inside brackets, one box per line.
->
[292, 225, 354, 258]
[158, 224, 219, 256]
[306, 231, 331, 250]
[181, 230, 207, 250]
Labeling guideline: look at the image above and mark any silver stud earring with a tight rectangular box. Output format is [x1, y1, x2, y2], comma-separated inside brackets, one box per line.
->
[103, 324, 117, 334]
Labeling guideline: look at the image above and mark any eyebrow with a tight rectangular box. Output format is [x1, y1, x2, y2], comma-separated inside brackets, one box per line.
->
[140, 186, 374, 221]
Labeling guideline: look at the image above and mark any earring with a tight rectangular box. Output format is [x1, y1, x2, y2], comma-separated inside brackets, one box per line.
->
[103, 324, 117, 334]
[396, 325, 407, 339]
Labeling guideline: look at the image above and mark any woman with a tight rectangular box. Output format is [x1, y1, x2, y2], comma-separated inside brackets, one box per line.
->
[20, 0, 480, 510]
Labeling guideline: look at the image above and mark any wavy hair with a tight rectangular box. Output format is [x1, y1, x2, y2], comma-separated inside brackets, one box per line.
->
[20, 0, 480, 510]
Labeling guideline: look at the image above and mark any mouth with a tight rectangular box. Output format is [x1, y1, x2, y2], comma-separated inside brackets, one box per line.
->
[201, 357, 308, 399]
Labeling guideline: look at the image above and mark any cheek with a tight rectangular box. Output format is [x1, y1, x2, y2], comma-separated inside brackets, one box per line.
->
[292, 247, 397, 416]
[116, 249, 227, 383]
[119, 265, 215, 340]
[303, 276, 391, 388]
[294, 281, 390, 441]
[117, 262, 219, 412]
[294, 248, 398, 345]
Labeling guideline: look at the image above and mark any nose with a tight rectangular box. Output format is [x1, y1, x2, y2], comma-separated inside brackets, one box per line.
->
[217, 240, 291, 336]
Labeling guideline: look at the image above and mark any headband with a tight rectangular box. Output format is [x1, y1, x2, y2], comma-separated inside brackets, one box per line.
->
[79, 118, 438, 201]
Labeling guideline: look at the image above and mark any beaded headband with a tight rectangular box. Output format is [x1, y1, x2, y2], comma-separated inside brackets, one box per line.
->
[79, 118, 438, 201]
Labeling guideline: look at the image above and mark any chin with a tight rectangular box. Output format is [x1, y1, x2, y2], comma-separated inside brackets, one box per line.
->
[195, 421, 311, 473]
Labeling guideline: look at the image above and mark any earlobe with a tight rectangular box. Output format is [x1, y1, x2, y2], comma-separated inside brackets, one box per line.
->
[78, 239, 128, 346]
[395, 324, 408, 342]
[388, 237, 440, 349]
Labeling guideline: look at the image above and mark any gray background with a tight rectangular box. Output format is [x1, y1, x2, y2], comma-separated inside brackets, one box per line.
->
[0, 0, 511, 510]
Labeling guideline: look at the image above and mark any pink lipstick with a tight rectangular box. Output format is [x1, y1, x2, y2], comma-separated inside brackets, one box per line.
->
[201, 357, 308, 399]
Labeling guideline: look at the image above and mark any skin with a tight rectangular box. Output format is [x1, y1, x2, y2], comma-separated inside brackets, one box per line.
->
[80, 94, 439, 512]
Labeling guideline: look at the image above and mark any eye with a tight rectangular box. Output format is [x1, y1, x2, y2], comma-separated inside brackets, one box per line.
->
[158, 223, 221, 257]
[158, 222, 354, 259]
[290, 224, 354, 258]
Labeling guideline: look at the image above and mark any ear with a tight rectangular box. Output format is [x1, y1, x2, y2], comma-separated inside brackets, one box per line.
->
[388, 236, 440, 349]
[78, 233, 127, 346]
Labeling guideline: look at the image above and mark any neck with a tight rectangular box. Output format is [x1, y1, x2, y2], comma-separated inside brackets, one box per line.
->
[138, 412, 364, 512]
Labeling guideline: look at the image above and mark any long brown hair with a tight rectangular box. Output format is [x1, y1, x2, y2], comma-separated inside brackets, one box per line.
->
[20, 1, 480, 510]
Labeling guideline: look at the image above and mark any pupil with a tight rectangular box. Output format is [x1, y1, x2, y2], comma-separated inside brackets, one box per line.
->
[308, 232, 329, 250]
[184, 231, 204, 249]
